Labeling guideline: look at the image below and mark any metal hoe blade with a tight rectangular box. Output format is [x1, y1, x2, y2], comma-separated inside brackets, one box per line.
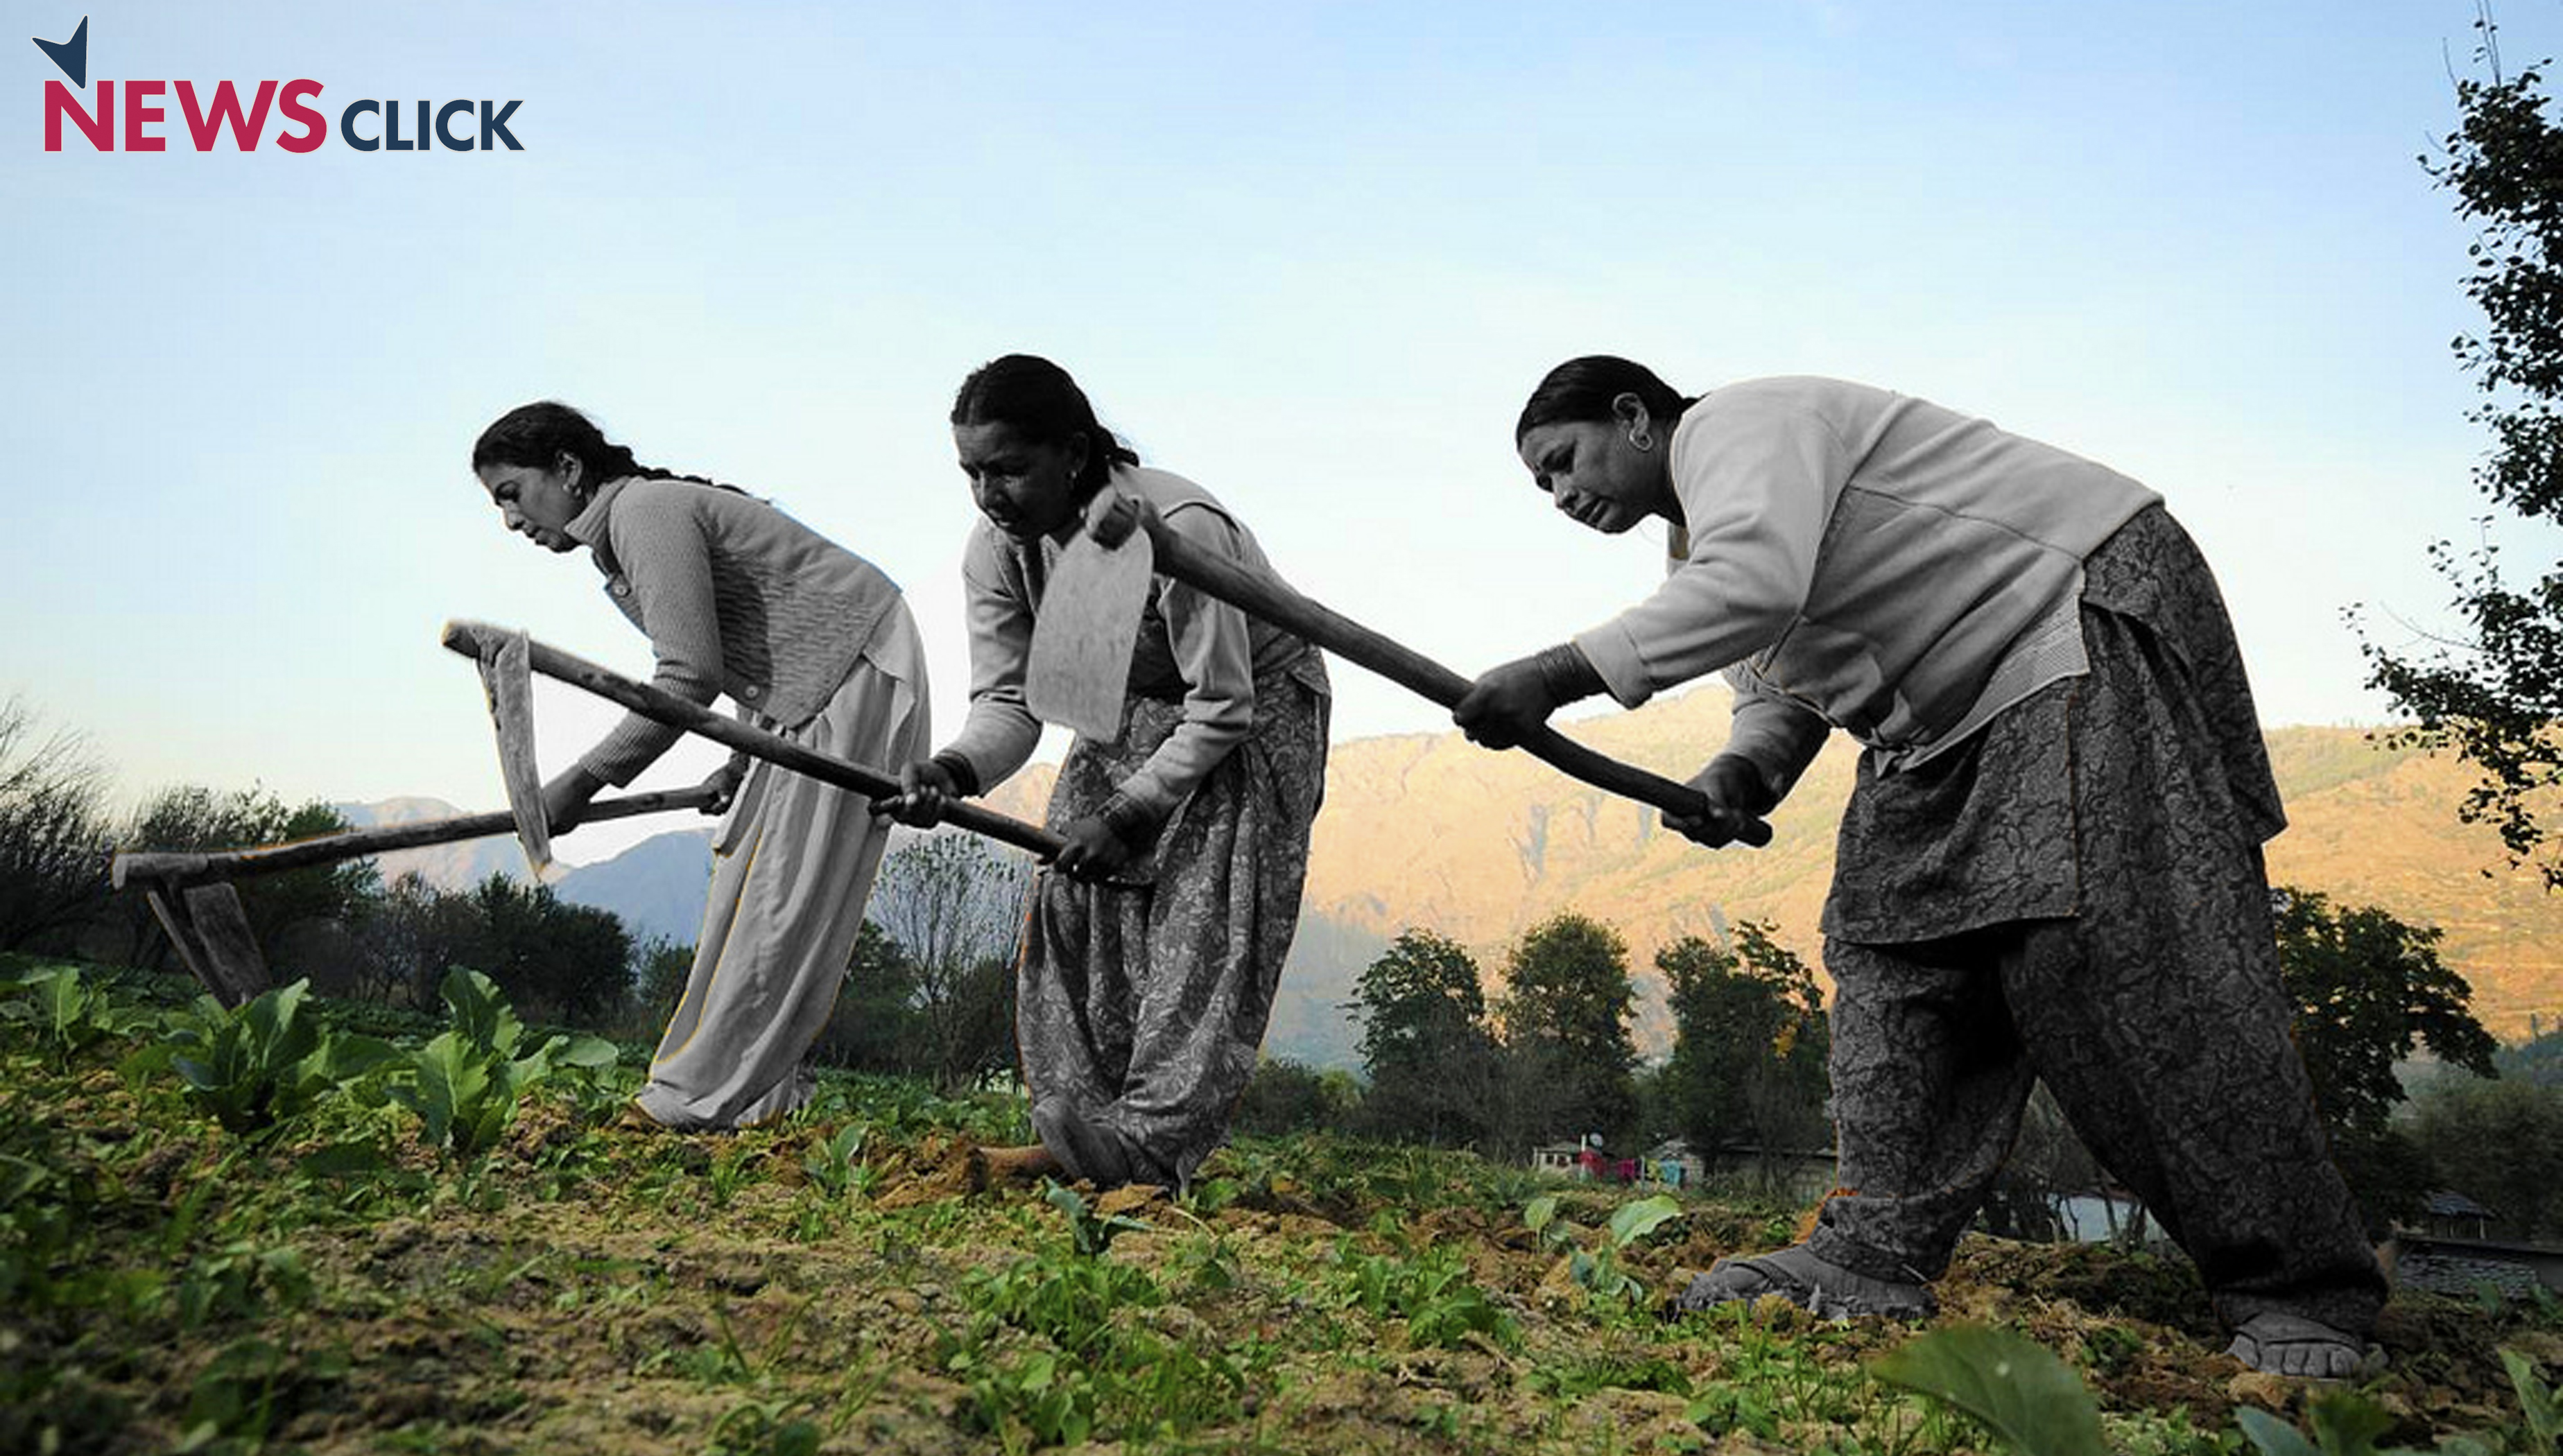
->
[476, 627, 554, 874]
[1026, 526, 1154, 742]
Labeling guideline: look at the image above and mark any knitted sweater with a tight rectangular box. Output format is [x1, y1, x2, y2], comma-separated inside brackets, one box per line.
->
[566, 476, 904, 785]
[1569, 377, 2161, 792]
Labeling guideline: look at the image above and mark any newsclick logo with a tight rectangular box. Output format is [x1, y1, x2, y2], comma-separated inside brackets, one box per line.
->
[33, 16, 524, 153]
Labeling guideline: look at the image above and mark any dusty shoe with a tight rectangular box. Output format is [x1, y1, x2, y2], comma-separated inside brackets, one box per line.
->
[2225, 1312, 2385, 1380]
[1674, 1242, 1936, 1321]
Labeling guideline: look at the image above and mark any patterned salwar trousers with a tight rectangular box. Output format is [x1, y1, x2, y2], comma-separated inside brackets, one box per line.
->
[1809, 509, 2386, 1335]
[1017, 673, 1329, 1190]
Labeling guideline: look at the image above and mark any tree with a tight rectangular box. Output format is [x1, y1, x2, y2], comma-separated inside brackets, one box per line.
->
[460, 874, 632, 1025]
[1347, 928, 1502, 1147]
[111, 785, 378, 972]
[347, 871, 486, 1009]
[867, 833, 1031, 1092]
[623, 933, 695, 1039]
[0, 696, 114, 954]
[817, 919, 926, 1075]
[1496, 913, 1639, 1150]
[2361, 21, 2563, 885]
[1230, 1056, 1358, 1136]
[2411, 1073, 2563, 1240]
[1659, 921, 1831, 1159]
[2271, 886, 2499, 1229]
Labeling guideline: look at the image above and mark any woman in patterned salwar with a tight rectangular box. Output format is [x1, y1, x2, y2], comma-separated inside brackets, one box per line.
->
[1451, 358, 2386, 1379]
[890, 355, 1329, 1190]
[473, 401, 928, 1131]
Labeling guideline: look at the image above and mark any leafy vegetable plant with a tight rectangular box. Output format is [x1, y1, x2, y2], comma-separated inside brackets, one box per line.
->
[163, 980, 397, 1136]
[1524, 1191, 1683, 1306]
[385, 967, 616, 1161]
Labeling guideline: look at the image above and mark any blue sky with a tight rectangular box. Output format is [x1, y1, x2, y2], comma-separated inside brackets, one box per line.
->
[3, 1, 2548, 863]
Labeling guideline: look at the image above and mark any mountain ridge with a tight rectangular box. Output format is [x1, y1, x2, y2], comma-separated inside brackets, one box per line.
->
[344, 687, 2563, 1068]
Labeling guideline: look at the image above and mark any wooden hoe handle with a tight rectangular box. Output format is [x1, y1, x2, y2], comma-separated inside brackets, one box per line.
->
[440, 621, 1066, 860]
[1135, 514, 1775, 848]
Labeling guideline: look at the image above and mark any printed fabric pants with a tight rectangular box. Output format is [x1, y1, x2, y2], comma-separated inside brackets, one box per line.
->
[636, 601, 929, 1130]
[1808, 508, 2388, 1335]
[1018, 672, 1329, 1190]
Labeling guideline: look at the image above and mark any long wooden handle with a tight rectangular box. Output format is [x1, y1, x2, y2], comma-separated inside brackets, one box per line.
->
[440, 621, 1065, 860]
[1139, 514, 1775, 848]
[112, 784, 723, 888]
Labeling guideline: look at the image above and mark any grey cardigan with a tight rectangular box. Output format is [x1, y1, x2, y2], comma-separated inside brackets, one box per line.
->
[566, 476, 903, 784]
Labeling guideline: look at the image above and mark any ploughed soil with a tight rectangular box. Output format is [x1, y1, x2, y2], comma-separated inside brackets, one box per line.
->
[8, 1066, 2555, 1456]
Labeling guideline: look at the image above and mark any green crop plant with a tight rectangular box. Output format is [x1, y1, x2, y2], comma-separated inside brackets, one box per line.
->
[1041, 1179, 1154, 1257]
[1524, 1190, 1683, 1306]
[2510, 1346, 2563, 1456]
[173, 1239, 312, 1331]
[705, 1396, 825, 1456]
[2232, 1349, 2557, 1456]
[801, 1122, 869, 1199]
[963, 1250, 1163, 1355]
[1870, 1324, 2110, 1456]
[1329, 1239, 1519, 1351]
[384, 968, 616, 1162]
[161, 980, 398, 1136]
[2, 964, 154, 1066]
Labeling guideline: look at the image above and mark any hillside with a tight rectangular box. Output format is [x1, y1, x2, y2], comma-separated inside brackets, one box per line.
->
[359, 692, 2563, 1068]
[1278, 688, 2563, 1061]
[553, 828, 718, 946]
[333, 796, 533, 891]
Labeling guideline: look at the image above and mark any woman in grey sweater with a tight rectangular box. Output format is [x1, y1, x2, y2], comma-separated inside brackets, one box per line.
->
[890, 356, 1329, 1190]
[1455, 357, 2384, 1380]
[474, 401, 927, 1130]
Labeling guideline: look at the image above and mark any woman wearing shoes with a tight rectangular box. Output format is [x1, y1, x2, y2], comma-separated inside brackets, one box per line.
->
[1453, 358, 2385, 1379]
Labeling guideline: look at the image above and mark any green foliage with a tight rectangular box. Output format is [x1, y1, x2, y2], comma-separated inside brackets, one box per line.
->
[2413, 1074, 2563, 1240]
[2501, 1023, 2563, 1087]
[2271, 886, 2499, 1227]
[2506, 1346, 2562, 1456]
[623, 933, 693, 1034]
[1659, 921, 1832, 1158]
[801, 1122, 871, 1199]
[2233, 1390, 2435, 1456]
[940, 1241, 1252, 1448]
[8, 959, 2560, 1456]
[1349, 928, 1504, 1147]
[1329, 1238, 1519, 1350]
[174, 1239, 311, 1329]
[0, 695, 113, 955]
[383, 967, 616, 1161]
[1870, 1324, 2111, 1456]
[1498, 913, 1639, 1147]
[1041, 1180, 1153, 1257]
[1524, 1190, 1682, 1306]
[0, 962, 155, 1064]
[2361, 25, 2563, 887]
[2275, 887, 2500, 1134]
[1229, 1055, 1359, 1135]
[116, 786, 377, 971]
[704, 1398, 825, 1456]
[162, 979, 399, 1136]
[865, 833, 1030, 1093]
